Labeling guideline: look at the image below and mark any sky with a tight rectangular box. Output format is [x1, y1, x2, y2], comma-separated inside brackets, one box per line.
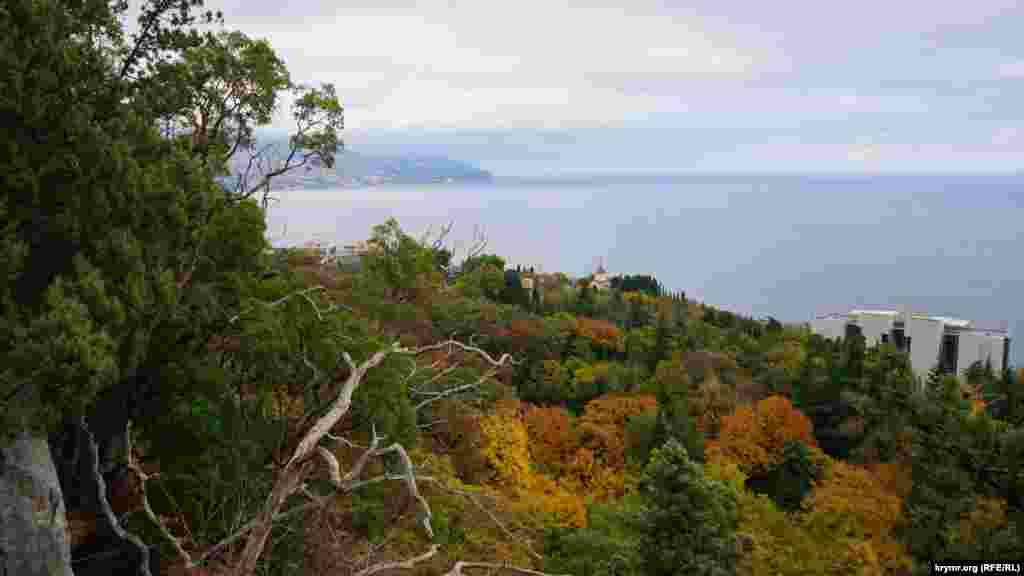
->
[129, 0, 1024, 175]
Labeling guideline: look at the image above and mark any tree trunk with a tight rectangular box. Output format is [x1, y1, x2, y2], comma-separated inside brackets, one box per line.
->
[0, 433, 74, 576]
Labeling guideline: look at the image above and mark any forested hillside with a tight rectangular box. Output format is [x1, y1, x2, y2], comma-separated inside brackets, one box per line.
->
[2, 2, 1023, 576]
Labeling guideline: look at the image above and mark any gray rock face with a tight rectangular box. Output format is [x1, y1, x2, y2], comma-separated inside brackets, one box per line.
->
[0, 434, 73, 576]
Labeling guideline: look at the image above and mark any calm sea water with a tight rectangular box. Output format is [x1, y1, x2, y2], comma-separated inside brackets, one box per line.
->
[264, 173, 1024, 366]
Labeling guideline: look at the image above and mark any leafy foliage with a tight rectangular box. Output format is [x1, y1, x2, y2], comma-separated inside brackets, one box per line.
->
[802, 459, 911, 574]
[543, 498, 644, 576]
[637, 440, 739, 576]
[707, 396, 817, 476]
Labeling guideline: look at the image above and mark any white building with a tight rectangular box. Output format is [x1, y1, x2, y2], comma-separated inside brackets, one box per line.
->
[810, 307, 1010, 383]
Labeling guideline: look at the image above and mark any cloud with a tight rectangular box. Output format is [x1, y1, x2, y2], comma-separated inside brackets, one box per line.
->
[992, 127, 1023, 147]
[998, 61, 1024, 78]
[120, 0, 1024, 171]
[706, 140, 1023, 172]
[205, 0, 780, 131]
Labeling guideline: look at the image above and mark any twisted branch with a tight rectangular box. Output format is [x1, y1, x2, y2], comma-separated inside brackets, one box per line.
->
[445, 563, 569, 576]
[82, 418, 153, 576]
[353, 544, 441, 576]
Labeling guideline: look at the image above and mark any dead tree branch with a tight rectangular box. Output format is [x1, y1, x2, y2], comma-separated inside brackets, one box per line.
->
[82, 417, 153, 576]
[417, 477, 542, 561]
[402, 339, 520, 369]
[444, 563, 570, 576]
[145, 325, 519, 576]
[228, 285, 352, 324]
[413, 375, 493, 413]
[124, 421, 192, 566]
[353, 544, 441, 576]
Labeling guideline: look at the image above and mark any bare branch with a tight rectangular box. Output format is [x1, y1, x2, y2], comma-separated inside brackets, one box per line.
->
[286, 345, 396, 469]
[408, 364, 460, 395]
[315, 446, 342, 487]
[196, 500, 322, 568]
[444, 563, 569, 576]
[467, 225, 488, 260]
[353, 544, 441, 576]
[340, 425, 385, 485]
[413, 375, 491, 412]
[125, 421, 192, 566]
[325, 431, 365, 450]
[228, 285, 352, 324]
[371, 443, 434, 538]
[228, 337, 517, 575]
[82, 418, 153, 576]
[418, 477, 542, 561]
[417, 420, 448, 429]
[400, 339, 520, 368]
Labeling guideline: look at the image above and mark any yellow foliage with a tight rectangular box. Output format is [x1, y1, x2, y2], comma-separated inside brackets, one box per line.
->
[478, 404, 534, 487]
[735, 489, 884, 576]
[866, 460, 913, 499]
[714, 444, 904, 576]
[522, 473, 588, 529]
[802, 459, 911, 575]
[576, 393, 658, 470]
[477, 403, 586, 528]
[958, 497, 1009, 547]
[622, 291, 656, 306]
[703, 457, 748, 492]
[766, 340, 805, 378]
[573, 317, 624, 352]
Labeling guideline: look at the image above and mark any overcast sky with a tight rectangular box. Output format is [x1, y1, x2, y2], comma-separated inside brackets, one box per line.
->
[134, 0, 1024, 174]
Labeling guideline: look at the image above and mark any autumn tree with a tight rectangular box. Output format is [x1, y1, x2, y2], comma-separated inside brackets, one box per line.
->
[802, 459, 911, 573]
[477, 401, 586, 528]
[524, 405, 579, 477]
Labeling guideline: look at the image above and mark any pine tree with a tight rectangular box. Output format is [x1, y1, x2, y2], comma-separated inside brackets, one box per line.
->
[638, 440, 737, 576]
[648, 308, 669, 375]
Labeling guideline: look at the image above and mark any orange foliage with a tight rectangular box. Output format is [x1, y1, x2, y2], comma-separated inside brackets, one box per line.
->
[576, 393, 657, 470]
[524, 406, 579, 475]
[866, 461, 913, 499]
[756, 396, 816, 454]
[706, 396, 816, 475]
[477, 401, 586, 528]
[802, 459, 911, 575]
[572, 317, 624, 352]
[551, 393, 656, 499]
[507, 318, 548, 354]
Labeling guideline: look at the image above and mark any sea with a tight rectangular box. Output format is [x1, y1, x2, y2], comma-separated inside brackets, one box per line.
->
[263, 173, 1024, 366]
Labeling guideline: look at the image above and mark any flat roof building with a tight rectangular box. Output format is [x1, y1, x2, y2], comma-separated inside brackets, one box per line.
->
[810, 307, 1010, 384]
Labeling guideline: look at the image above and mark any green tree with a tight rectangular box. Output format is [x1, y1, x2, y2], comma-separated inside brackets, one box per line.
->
[361, 218, 438, 305]
[500, 268, 529, 308]
[648, 307, 670, 374]
[638, 440, 739, 576]
[544, 498, 644, 576]
[459, 253, 505, 276]
[651, 358, 703, 462]
[0, 2, 343, 572]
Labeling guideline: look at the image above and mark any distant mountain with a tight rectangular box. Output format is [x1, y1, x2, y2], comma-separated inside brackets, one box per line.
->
[223, 140, 493, 190]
